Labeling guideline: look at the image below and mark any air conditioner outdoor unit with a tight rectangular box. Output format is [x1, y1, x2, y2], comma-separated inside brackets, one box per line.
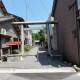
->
[1, 28, 6, 35]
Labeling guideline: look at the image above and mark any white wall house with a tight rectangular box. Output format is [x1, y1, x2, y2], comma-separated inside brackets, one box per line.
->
[0, 0, 28, 59]
[47, 13, 57, 51]
[27, 30, 32, 46]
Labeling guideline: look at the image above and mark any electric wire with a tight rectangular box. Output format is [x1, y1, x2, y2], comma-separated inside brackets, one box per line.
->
[25, 0, 28, 21]
[12, 0, 17, 15]
[39, 0, 49, 14]
[25, 0, 35, 20]
[28, 6, 35, 20]
[27, 0, 36, 20]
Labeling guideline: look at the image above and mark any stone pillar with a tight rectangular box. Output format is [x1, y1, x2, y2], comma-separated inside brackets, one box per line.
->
[0, 49, 3, 60]
[46, 24, 51, 54]
[21, 25, 24, 54]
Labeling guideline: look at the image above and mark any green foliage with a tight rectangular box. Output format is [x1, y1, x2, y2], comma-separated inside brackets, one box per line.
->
[24, 45, 32, 52]
[32, 33, 35, 39]
[32, 33, 40, 40]
[38, 30, 45, 41]
[38, 30, 44, 36]
[35, 33, 40, 40]
[32, 27, 45, 42]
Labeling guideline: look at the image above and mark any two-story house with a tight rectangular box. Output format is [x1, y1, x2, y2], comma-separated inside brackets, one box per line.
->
[0, 0, 28, 59]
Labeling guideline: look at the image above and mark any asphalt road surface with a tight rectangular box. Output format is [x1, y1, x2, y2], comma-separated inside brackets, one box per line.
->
[0, 73, 76, 80]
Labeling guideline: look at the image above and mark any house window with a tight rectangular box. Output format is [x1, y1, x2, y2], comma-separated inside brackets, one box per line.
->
[13, 38, 18, 41]
[5, 37, 10, 42]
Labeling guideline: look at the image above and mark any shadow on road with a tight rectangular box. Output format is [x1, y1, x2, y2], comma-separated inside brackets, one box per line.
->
[12, 73, 75, 80]
[37, 47, 71, 67]
[38, 47, 47, 51]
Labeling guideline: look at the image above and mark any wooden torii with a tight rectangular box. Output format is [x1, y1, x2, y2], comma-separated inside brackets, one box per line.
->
[12, 21, 58, 55]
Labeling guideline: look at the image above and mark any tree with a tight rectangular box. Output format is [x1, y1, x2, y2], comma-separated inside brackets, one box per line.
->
[32, 33, 35, 40]
[35, 33, 39, 40]
[32, 27, 45, 43]
[38, 30, 45, 42]
[32, 33, 39, 41]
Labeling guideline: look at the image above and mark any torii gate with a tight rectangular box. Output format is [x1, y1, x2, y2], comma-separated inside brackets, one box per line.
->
[12, 21, 58, 55]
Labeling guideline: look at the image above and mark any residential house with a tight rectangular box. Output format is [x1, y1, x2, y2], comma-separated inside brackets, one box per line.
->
[26, 30, 32, 46]
[52, 0, 80, 66]
[8, 13, 27, 50]
[9, 14, 32, 46]
[0, 1, 19, 59]
[47, 13, 57, 51]
[22, 25, 32, 46]
[0, 0, 28, 59]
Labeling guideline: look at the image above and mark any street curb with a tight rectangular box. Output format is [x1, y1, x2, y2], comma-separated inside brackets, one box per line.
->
[0, 68, 76, 73]
[72, 65, 80, 72]
[73, 66, 80, 72]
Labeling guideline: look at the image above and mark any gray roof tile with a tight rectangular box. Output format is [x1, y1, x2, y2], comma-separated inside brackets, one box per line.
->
[0, 16, 14, 22]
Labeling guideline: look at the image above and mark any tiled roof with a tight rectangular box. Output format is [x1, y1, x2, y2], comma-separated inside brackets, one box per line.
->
[0, 16, 14, 22]
[51, 0, 58, 16]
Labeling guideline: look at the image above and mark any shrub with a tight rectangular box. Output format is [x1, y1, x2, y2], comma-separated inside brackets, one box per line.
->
[24, 45, 31, 52]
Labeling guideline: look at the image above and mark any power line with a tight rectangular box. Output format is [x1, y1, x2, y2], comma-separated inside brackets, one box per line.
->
[39, 0, 49, 14]
[44, 0, 53, 10]
[25, 0, 35, 20]
[25, 0, 28, 21]
[27, 0, 35, 20]
[26, 0, 46, 20]
[12, 0, 17, 15]
[28, 6, 35, 20]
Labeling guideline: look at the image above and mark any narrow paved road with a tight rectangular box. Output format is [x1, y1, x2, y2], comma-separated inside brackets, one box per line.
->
[0, 46, 76, 73]
[0, 46, 77, 80]
[0, 73, 76, 80]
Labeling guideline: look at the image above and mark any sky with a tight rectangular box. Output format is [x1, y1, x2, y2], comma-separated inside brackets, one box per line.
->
[2, 0, 53, 32]
[78, 0, 80, 9]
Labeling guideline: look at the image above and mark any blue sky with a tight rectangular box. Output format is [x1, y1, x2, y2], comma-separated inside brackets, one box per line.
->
[2, 0, 53, 32]
[78, 0, 80, 9]
[2, 0, 53, 21]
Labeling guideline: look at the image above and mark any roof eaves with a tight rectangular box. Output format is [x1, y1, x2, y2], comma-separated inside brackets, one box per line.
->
[8, 13, 24, 22]
[0, 1, 8, 16]
[51, 0, 58, 17]
[0, 16, 14, 22]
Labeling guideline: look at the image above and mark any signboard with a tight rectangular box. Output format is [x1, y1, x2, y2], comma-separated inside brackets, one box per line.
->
[1, 28, 6, 35]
